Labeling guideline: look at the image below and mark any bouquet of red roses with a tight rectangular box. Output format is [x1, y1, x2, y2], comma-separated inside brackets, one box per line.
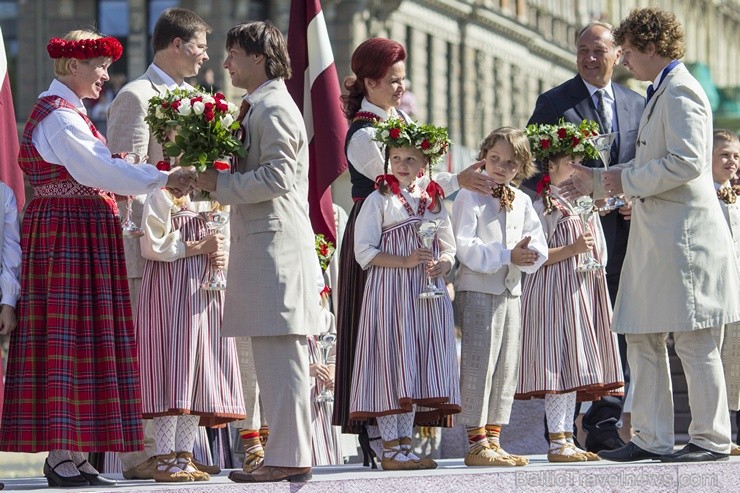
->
[146, 88, 246, 172]
[315, 234, 336, 271]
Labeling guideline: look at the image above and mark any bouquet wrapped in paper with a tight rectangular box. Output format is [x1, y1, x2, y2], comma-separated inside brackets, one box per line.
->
[145, 88, 246, 172]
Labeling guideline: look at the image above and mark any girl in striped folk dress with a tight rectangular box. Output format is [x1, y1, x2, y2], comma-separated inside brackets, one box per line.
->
[452, 128, 548, 468]
[516, 120, 623, 463]
[136, 190, 246, 482]
[350, 118, 461, 471]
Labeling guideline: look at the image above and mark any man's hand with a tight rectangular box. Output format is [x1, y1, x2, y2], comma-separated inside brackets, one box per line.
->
[165, 167, 197, 196]
[618, 199, 632, 220]
[602, 169, 624, 196]
[510, 236, 539, 266]
[559, 164, 595, 200]
[457, 160, 497, 195]
[0, 304, 17, 335]
[196, 168, 219, 192]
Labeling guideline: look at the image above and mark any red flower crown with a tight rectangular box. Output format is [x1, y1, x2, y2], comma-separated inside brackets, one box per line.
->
[47, 37, 123, 61]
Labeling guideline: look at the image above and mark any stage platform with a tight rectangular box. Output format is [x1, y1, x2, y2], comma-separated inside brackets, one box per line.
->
[2, 455, 739, 493]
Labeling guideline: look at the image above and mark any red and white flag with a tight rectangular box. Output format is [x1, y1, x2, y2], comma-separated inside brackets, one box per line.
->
[0, 26, 23, 210]
[286, 0, 348, 245]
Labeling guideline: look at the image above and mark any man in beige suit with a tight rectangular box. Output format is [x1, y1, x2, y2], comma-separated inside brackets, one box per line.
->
[106, 7, 214, 479]
[561, 8, 740, 463]
[197, 21, 320, 483]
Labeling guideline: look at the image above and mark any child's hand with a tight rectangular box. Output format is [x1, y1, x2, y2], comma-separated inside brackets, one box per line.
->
[427, 258, 452, 277]
[405, 247, 433, 268]
[572, 231, 595, 254]
[310, 363, 334, 390]
[618, 200, 632, 220]
[201, 233, 225, 254]
[510, 236, 540, 266]
[0, 304, 17, 335]
[209, 250, 228, 269]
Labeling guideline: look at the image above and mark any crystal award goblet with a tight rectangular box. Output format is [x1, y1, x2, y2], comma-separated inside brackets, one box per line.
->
[571, 196, 604, 273]
[588, 132, 626, 210]
[201, 210, 230, 290]
[315, 331, 337, 403]
[417, 219, 445, 299]
[121, 152, 145, 237]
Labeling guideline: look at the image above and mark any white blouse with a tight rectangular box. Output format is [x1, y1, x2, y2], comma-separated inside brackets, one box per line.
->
[346, 99, 459, 196]
[453, 188, 548, 275]
[354, 186, 455, 270]
[0, 182, 20, 307]
[31, 79, 168, 196]
[140, 190, 231, 263]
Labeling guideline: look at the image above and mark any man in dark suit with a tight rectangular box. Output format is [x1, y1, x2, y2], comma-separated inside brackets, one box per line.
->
[526, 21, 645, 452]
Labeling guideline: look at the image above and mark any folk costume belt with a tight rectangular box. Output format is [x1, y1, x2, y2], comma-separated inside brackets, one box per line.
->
[34, 180, 109, 198]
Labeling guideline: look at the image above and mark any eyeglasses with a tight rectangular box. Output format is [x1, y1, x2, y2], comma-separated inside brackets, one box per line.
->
[186, 41, 208, 56]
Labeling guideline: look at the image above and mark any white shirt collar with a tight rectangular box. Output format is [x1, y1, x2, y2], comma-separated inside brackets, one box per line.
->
[149, 63, 189, 90]
[360, 98, 400, 120]
[715, 181, 730, 190]
[40, 79, 87, 114]
[583, 80, 615, 102]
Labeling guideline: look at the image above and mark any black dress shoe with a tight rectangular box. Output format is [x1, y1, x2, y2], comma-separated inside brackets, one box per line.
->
[597, 442, 662, 462]
[660, 443, 730, 462]
[43, 459, 89, 487]
[75, 459, 117, 486]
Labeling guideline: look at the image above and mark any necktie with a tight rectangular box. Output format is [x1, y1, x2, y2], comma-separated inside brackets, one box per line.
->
[237, 99, 251, 122]
[646, 84, 655, 103]
[492, 184, 515, 212]
[596, 89, 612, 134]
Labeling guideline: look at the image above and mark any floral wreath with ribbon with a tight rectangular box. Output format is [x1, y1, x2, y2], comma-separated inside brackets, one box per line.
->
[47, 36, 123, 61]
[526, 118, 599, 214]
[373, 117, 451, 211]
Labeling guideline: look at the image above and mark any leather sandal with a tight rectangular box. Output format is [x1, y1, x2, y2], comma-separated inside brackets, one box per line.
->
[152, 452, 194, 482]
[175, 452, 210, 481]
[488, 442, 529, 466]
[399, 436, 437, 469]
[464, 443, 517, 467]
[381, 439, 422, 470]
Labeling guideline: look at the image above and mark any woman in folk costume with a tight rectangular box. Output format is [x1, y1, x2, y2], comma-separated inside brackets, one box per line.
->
[350, 118, 460, 471]
[515, 120, 624, 462]
[0, 30, 194, 487]
[333, 37, 494, 468]
[136, 189, 246, 482]
[452, 127, 548, 467]
[710, 129, 740, 456]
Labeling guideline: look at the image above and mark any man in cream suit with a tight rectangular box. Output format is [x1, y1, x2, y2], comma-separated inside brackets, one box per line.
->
[561, 7, 740, 463]
[106, 7, 214, 479]
[197, 21, 320, 483]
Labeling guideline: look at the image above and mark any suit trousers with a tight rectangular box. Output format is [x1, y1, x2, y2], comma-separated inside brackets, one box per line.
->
[251, 335, 312, 467]
[711, 322, 740, 412]
[457, 291, 520, 427]
[233, 337, 262, 430]
[626, 330, 731, 454]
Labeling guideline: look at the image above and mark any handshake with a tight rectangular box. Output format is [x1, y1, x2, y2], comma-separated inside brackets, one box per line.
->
[165, 167, 199, 197]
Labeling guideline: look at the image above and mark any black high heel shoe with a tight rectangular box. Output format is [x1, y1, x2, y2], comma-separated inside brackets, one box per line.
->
[75, 459, 117, 486]
[43, 459, 89, 487]
[358, 428, 378, 469]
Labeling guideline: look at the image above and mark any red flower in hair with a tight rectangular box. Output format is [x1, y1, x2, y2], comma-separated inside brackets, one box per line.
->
[46, 36, 123, 61]
[536, 174, 551, 195]
[389, 128, 401, 139]
[541, 139, 551, 149]
[420, 139, 431, 150]
[557, 128, 567, 139]
[571, 136, 581, 146]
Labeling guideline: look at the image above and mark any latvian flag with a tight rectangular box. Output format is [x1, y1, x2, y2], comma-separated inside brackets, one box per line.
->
[0, 26, 23, 211]
[286, 0, 348, 246]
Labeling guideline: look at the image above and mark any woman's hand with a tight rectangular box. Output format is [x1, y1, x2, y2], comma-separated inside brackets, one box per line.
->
[0, 304, 17, 335]
[572, 231, 596, 254]
[405, 247, 433, 268]
[457, 160, 497, 194]
[427, 258, 452, 277]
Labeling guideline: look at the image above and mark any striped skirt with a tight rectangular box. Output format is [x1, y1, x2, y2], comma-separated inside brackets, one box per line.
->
[307, 336, 343, 465]
[136, 210, 245, 426]
[349, 217, 461, 423]
[516, 214, 624, 402]
[0, 193, 143, 452]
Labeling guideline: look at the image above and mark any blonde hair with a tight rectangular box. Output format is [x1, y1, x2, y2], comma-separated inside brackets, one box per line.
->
[53, 30, 103, 77]
[714, 128, 739, 148]
[477, 127, 535, 186]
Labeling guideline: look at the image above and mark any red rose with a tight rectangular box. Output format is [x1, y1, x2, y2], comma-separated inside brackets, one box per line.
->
[161, 101, 169, 109]
[421, 139, 431, 150]
[571, 136, 581, 146]
[557, 128, 567, 139]
[216, 101, 229, 113]
[191, 96, 203, 104]
[389, 128, 401, 139]
[204, 108, 215, 122]
[171, 100, 181, 110]
[319, 244, 329, 256]
[213, 160, 230, 171]
[541, 139, 551, 149]
[215, 92, 225, 100]
[155, 160, 171, 171]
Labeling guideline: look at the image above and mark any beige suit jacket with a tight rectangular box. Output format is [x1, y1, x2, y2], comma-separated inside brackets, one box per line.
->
[215, 78, 321, 337]
[612, 64, 740, 333]
[106, 66, 169, 281]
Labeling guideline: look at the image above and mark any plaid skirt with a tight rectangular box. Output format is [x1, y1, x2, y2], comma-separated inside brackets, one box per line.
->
[0, 192, 144, 452]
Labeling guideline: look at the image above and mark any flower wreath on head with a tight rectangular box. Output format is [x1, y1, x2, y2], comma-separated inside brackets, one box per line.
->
[525, 118, 599, 213]
[373, 117, 451, 210]
[47, 36, 123, 61]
